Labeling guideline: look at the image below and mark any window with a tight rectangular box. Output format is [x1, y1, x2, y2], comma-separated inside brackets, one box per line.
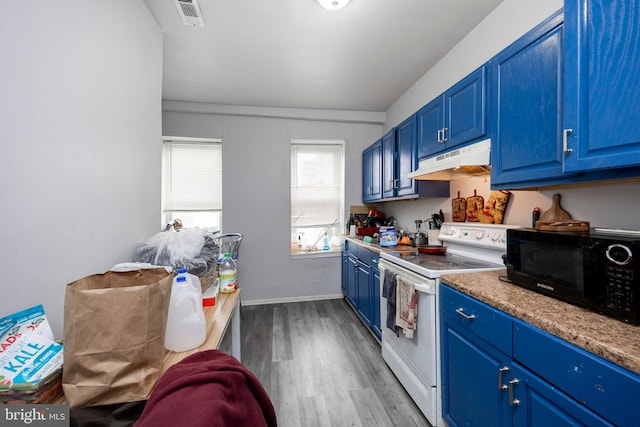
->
[290, 140, 344, 253]
[162, 137, 222, 231]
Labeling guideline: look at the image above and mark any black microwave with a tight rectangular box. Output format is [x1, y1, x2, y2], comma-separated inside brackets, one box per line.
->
[505, 228, 640, 325]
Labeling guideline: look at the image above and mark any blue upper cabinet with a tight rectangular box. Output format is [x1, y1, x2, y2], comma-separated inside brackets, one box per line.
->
[383, 117, 418, 198]
[447, 66, 488, 146]
[491, 11, 567, 186]
[382, 129, 396, 198]
[396, 115, 419, 197]
[363, 116, 449, 202]
[417, 65, 488, 159]
[563, 0, 640, 173]
[416, 96, 444, 159]
[362, 138, 382, 203]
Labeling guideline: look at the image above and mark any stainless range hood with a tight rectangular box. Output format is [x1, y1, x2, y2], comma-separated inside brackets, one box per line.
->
[408, 139, 491, 181]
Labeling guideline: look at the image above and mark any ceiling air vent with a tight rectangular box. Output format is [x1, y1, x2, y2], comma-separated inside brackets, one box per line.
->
[174, 0, 205, 27]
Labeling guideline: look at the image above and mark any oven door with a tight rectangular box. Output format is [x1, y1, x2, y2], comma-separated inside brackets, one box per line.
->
[379, 259, 438, 424]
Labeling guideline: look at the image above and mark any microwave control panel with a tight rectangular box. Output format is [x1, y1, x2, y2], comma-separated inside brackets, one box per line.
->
[605, 265, 635, 316]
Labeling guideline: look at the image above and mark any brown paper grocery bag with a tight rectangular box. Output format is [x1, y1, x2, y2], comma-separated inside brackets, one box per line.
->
[62, 268, 173, 408]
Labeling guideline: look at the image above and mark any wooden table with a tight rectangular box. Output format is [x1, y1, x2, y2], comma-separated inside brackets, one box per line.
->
[161, 289, 241, 371]
[53, 290, 241, 404]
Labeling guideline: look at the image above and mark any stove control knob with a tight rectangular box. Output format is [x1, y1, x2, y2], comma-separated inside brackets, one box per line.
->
[490, 232, 500, 242]
[475, 231, 484, 239]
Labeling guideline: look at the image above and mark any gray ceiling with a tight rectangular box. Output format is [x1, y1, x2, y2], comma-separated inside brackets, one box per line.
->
[144, 0, 504, 112]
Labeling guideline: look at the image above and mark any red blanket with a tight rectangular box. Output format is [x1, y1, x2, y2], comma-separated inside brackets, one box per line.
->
[135, 350, 277, 427]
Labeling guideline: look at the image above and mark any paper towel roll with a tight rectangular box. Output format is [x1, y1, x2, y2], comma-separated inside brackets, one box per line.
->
[428, 229, 441, 246]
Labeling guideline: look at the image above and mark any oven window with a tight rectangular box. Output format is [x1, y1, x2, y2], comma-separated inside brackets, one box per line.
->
[520, 241, 584, 290]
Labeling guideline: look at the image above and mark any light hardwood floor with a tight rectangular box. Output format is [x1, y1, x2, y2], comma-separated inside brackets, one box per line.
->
[222, 299, 431, 427]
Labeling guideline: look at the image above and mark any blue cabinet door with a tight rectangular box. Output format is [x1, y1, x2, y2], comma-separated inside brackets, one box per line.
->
[446, 65, 488, 147]
[510, 363, 614, 427]
[441, 321, 510, 427]
[417, 66, 488, 160]
[341, 251, 348, 294]
[491, 11, 567, 186]
[362, 139, 382, 202]
[440, 284, 512, 427]
[382, 129, 396, 198]
[396, 115, 419, 197]
[370, 259, 381, 340]
[362, 148, 371, 202]
[564, 0, 640, 173]
[345, 254, 358, 306]
[417, 96, 444, 159]
[355, 259, 371, 327]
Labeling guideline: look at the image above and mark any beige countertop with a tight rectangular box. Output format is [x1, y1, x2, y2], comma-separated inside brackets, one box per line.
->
[342, 234, 416, 254]
[440, 270, 640, 375]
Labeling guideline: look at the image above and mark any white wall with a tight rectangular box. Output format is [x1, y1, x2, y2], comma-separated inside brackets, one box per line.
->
[379, 0, 640, 232]
[0, 1, 163, 338]
[380, 178, 640, 233]
[162, 107, 382, 304]
[386, 0, 564, 131]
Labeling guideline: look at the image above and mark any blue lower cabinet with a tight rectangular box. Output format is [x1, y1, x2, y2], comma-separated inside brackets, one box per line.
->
[344, 253, 358, 307]
[513, 320, 640, 427]
[441, 321, 510, 427]
[440, 284, 638, 427]
[370, 258, 381, 340]
[510, 363, 613, 427]
[355, 259, 371, 327]
[341, 251, 348, 295]
[342, 242, 381, 339]
[440, 284, 512, 427]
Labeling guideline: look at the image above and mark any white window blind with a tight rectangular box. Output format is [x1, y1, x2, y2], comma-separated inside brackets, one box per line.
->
[291, 141, 344, 251]
[162, 139, 222, 229]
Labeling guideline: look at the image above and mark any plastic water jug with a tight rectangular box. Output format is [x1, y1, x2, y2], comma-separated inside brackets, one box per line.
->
[164, 276, 206, 352]
[176, 268, 201, 294]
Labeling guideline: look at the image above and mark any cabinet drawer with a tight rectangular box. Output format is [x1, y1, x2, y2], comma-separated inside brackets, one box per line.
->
[346, 242, 374, 266]
[513, 320, 640, 427]
[358, 246, 373, 265]
[440, 284, 512, 355]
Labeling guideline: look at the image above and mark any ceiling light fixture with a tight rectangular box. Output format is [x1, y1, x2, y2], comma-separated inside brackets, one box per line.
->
[316, 0, 351, 11]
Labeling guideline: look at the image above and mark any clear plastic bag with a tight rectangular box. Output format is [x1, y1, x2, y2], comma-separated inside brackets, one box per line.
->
[133, 229, 219, 276]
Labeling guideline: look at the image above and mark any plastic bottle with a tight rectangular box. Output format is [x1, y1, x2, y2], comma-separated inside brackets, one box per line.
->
[323, 233, 330, 251]
[176, 268, 201, 294]
[164, 276, 206, 352]
[219, 253, 238, 293]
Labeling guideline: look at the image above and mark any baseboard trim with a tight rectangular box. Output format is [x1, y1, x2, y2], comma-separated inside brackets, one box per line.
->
[241, 293, 344, 306]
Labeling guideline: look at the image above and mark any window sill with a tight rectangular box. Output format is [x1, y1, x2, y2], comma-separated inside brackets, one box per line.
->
[290, 249, 342, 260]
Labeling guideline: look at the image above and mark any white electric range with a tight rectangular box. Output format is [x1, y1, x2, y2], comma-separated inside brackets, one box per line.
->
[378, 222, 518, 426]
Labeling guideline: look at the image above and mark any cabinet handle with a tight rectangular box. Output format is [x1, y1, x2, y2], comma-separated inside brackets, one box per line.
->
[437, 129, 443, 143]
[441, 127, 448, 142]
[393, 178, 399, 189]
[508, 379, 520, 406]
[455, 307, 476, 320]
[563, 129, 573, 154]
[498, 366, 509, 391]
